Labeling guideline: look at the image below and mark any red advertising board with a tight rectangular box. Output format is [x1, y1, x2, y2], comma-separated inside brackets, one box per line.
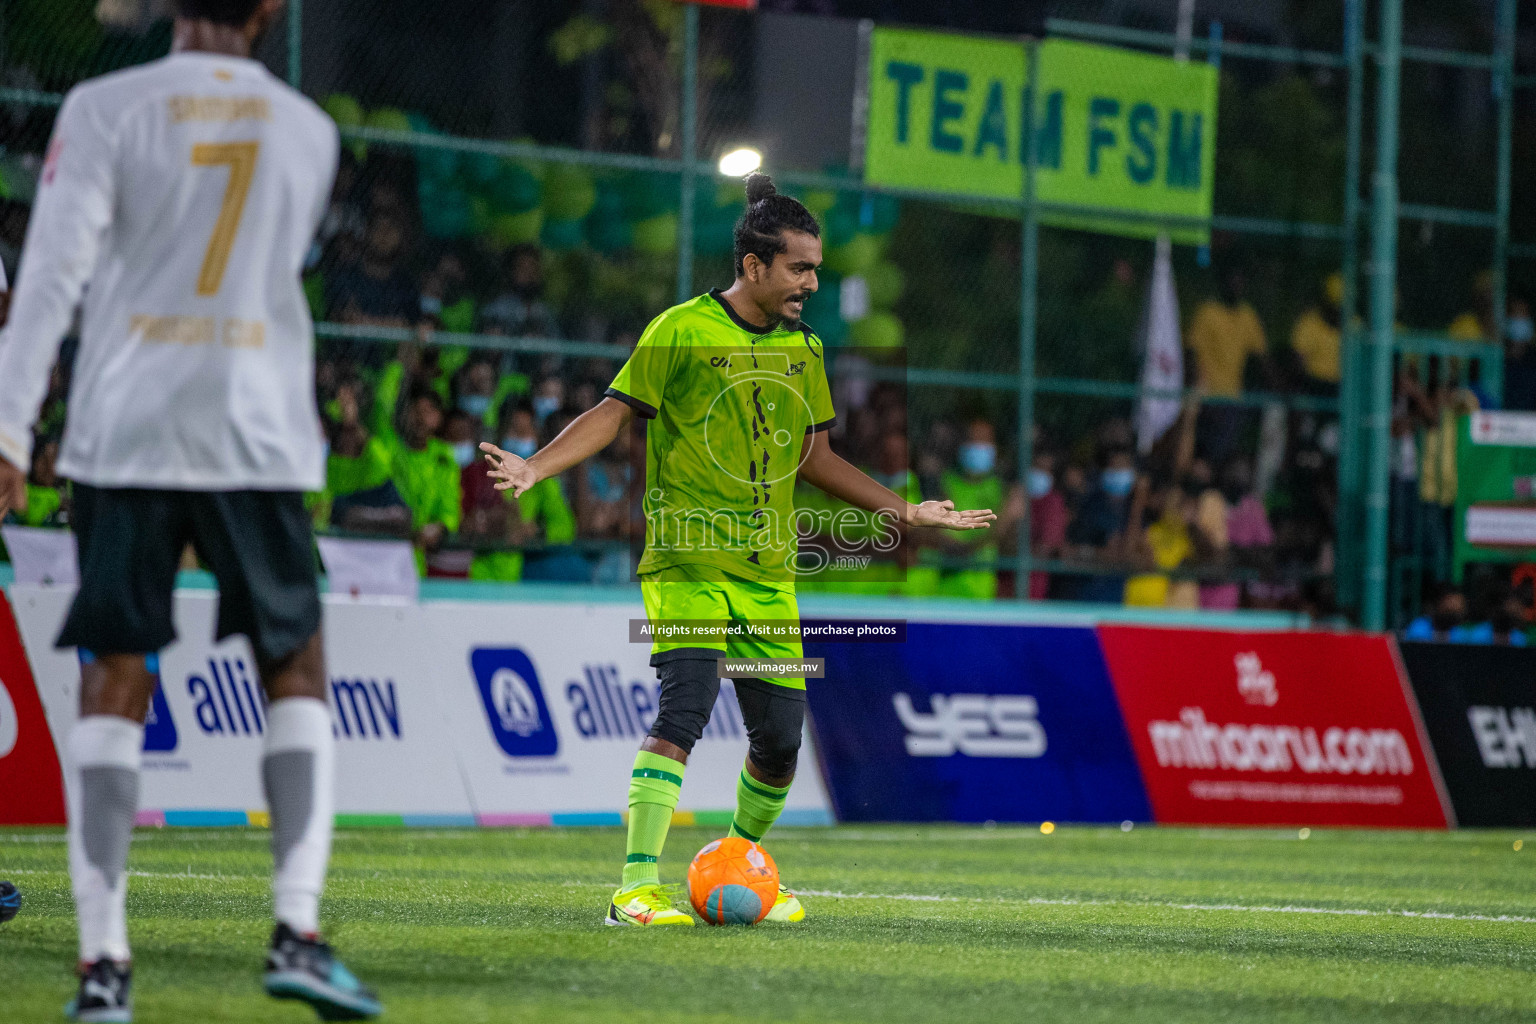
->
[1098, 627, 1450, 828]
[0, 588, 66, 825]
[673, 0, 756, 8]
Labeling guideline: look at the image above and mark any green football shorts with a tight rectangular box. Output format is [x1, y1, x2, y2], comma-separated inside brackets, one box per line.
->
[639, 564, 806, 691]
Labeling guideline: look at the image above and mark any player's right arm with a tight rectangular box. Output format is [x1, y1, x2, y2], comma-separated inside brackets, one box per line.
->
[480, 311, 680, 497]
[480, 397, 631, 497]
[0, 89, 116, 517]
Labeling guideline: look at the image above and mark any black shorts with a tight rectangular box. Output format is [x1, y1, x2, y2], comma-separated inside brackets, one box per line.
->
[58, 484, 321, 664]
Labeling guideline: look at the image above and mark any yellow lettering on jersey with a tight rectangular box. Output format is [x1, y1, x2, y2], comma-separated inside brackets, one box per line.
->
[131, 315, 217, 346]
[168, 96, 272, 123]
[190, 141, 259, 296]
[222, 319, 266, 349]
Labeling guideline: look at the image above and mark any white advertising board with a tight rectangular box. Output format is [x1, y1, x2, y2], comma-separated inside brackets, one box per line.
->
[9, 586, 832, 826]
[418, 599, 832, 822]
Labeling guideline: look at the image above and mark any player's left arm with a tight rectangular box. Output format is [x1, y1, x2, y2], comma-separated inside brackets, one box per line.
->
[0, 89, 116, 516]
[798, 430, 995, 531]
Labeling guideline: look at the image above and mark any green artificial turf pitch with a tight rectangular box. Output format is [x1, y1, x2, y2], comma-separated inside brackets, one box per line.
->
[2, 824, 1535, 1022]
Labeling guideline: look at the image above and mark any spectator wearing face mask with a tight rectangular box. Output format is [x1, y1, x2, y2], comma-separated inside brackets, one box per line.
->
[389, 388, 462, 572]
[479, 244, 561, 379]
[936, 419, 1005, 599]
[1403, 584, 1472, 643]
[1503, 296, 1536, 412]
[1058, 447, 1138, 603]
[1003, 448, 1068, 600]
[466, 404, 576, 582]
[530, 376, 565, 431]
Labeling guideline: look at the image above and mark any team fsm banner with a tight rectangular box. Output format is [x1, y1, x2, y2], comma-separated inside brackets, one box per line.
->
[1099, 627, 1452, 829]
[806, 623, 1152, 823]
[864, 30, 1218, 241]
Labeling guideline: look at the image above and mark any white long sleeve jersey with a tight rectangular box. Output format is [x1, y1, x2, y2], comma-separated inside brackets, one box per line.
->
[0, 51, 339, 490]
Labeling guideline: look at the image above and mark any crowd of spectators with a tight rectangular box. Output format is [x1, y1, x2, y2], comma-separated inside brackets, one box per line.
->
[3, 149, 1534, 626]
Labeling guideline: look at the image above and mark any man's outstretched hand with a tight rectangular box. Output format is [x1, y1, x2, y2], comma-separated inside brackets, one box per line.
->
[479, 441, 538, 498]
[0, 454, 26, 520]
[909, 499, 996, 530]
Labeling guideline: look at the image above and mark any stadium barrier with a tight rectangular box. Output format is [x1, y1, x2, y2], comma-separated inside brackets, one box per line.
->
[0, 589, 66, 825]
[1399, 642, 1536, 828]
[6, 585, 833, 828]
[1100, 627, 1452, 829]
[13, 579, 1520, 831]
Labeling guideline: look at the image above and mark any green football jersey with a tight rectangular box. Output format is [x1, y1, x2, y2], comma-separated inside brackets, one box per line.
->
[606, 289, 836, 583]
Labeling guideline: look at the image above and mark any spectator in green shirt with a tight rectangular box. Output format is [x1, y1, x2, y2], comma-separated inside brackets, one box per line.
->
[390, 388, 462, 551]
[465, 404, 577, 582]
[936, 418, 1005, 600]
[6, 437, 66, 527]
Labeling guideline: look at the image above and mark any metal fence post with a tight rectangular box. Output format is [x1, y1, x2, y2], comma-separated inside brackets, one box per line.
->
[676, 3, 700, 306]
[1491, 0, 1516, 396]
[1363, 0, 1402, 631]
[1015, 38, 1042, 599]
[287, 0, 302, 91]
[1336, 0, 1365, 614]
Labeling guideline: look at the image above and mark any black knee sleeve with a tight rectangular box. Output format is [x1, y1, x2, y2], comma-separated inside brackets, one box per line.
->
[647, 657, 721, 754]
[736, 680, 805, 779]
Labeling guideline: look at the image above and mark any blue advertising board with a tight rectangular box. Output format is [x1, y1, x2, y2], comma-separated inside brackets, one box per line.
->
[805, 623, 1151, 823]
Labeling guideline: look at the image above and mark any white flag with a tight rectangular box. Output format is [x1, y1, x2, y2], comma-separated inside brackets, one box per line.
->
[1136, 236, 1183, 455]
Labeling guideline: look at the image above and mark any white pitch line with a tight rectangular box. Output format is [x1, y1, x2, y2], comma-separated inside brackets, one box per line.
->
[4, 865, 1530, 926]
[797, 889, 1536, 925]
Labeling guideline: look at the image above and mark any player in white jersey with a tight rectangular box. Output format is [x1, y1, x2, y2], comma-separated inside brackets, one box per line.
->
[0, 1, 379, 1020]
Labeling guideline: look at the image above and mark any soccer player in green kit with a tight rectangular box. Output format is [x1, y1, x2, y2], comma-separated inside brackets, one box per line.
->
[478, 174, 995, 926]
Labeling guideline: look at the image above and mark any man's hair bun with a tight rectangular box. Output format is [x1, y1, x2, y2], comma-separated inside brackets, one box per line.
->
[745, 172, 777, 204]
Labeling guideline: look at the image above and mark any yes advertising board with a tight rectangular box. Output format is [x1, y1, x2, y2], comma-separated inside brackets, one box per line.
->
[807, 623, 1151, 823]
[0, 589, 65, 824]
[1099, 627, 1451, 828]
[1398, 642, 1536, 827]
[865, 30, 1218, 242]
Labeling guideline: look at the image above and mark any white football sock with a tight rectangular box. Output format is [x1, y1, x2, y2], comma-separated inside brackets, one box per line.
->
[262, 697, 335, 936]
[66, 716, 143, 964]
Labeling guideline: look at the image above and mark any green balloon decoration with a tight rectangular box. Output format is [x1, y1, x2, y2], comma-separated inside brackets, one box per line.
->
[463, 152, 502, 187]
[490, 164, 541, 214]
[541, 217, 585, 252]
[422, 188, 473, 239]
[802, 189, 837, 215]
[821, 207, 858, 249]
[323, 93, 364, 128]
[849, 311, 904, 350]
[621, 172, 677, 220]
[588, 215, 632, 255]
[825, 233, 882, 276]
[543, 165, 597, 222]
[468, 194, 492, 233]
[492, 209, 544, 247]
[631, 213, 679, 255]
[323, 94, 366, 160]
[867, 193, 902, 234]
[864, 260, 905, 309]
[366, 106, 412, 134]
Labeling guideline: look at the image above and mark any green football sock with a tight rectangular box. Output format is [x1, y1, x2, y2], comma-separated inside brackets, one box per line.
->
[728, 768, 791, 844]
[621, 750, 685, 892]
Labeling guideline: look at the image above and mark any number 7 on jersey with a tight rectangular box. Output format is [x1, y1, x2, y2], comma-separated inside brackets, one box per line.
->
[190, 141, 258, 296]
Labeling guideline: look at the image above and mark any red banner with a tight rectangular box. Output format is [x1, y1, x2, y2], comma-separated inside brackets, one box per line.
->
[1099, 627, 1450, 828]
[0, 589, 66, 825]
[673, 0, 757, 8]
